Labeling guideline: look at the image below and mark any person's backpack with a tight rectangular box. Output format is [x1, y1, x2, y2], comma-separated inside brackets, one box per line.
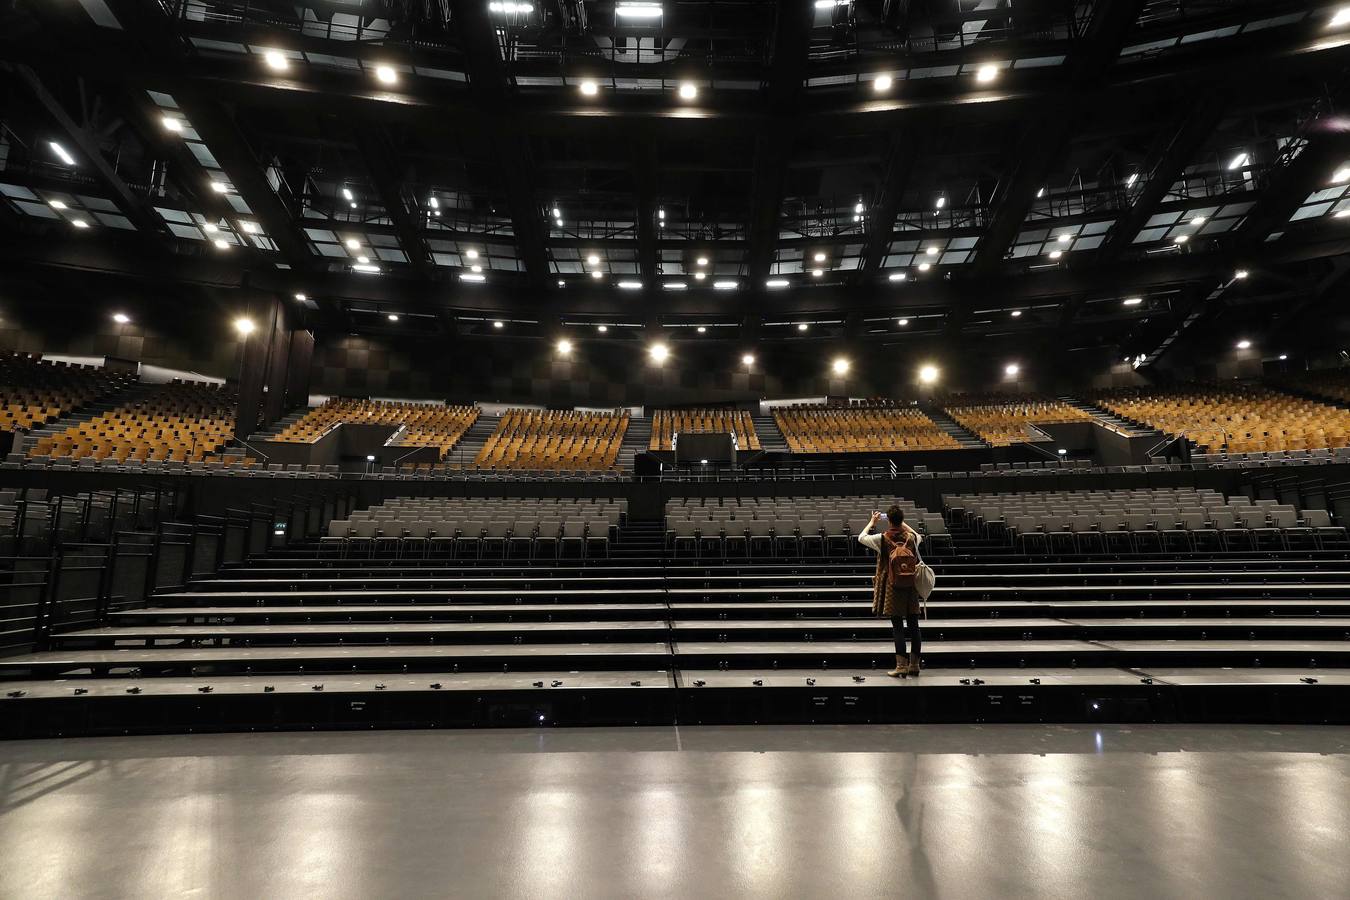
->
[886, 534, 919, 581]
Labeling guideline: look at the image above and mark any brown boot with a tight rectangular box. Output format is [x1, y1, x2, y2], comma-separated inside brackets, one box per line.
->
[887, 654, 909, 678]
[908, 653, 921, 677]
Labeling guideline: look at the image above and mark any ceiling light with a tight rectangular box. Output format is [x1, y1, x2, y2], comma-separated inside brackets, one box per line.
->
[353, 264, 381, 274]
[1005, 363, 1020, 377]
[234, 317, 255, 336]
[1234, 269, 1249, 280]
[1279, 354, 1288, 361]
[466, 249, 479, 259]
[1126, 173, 1139, 187]
[357, 256, 370, 265]
[713, 280, 737, 290]
[162, 116, 183, 133]
[264, 49, 289, 71]
[1190, 216, 1207, 226]
[664, 282, 687, 291]
[696, 326, 707, 333]
[678, 82, 697, 100]
[917, 262, 931, 272]
[493, 320, 504, 328]
[897, 318, 909, 326]
[873, 74, 892, 93]
[203, 222, 218, 234]
[1049, 250, 1063, 259]
[976, 64, 998, 83]
[460, 273, 486, 283]
[694, 272, 706, 281]
[889, 273, 907, 282]
[591, 271, 603, 280]
[112, 313, 130, 324]
[832, 357, 850, 376]
[49, 142, 75, 166]
[598, 325, 608, 333]
[71, 219, 89, 228]
[658, 209, 665, 219]
[854, 202, 864, 214]
[649, 343, 669, 363]
[557, 280, 565, 287]
[294, 293, 307, 302]
[811, 269, 823, 277]
[616, 2, 663, 19]
[766, 279, 789, 289]
[210, 181, 229, 193]
[374, 65, 398, 85]
[1036, 187, 1045, 198]
[587, 254, 600, 265]
[557, 339, 573, 356]
[48, 199, 67, 210]
[813, 252, 826, 262]
[388, 314, 399, 322]
[1334, 167, 1350, 184]
[1123, 297, 1142, 306]
[1228, 152, 1249, 171]
[918, 364, 939, 385]
[1010, 310, 1022, 317]
[241, 222, 259, 234]
[213, 238, 229, 249]
[342, 188, 354, 201]
[936, 196, 946, 209]
[926, 246, 939, 256]
[1236, 339, 1251, 350]
[489, 2, 534, 12]
[696, 256, 708, 266]
[1057, 233, 1071, 243]
[345, 238, 360, 250]
[742, 354, 755, 366]
[1336, 209, 1350, 219]
[580, 80, 599, 96]
[797, 323, 809, 332]
[1332, 7, 1350, 27]
[351, 202, 358, 209]
[470, 265, 482, 273]
[429, 196, 439, 209]
[617, 281, 643, 290]
[1175, 234, 1190, 244]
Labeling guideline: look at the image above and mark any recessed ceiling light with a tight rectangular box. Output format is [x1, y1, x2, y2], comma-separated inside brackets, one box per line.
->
[591, 270, 603, 279]
[557, 339, 572, 355]
[552, 206, 561, 218]
[241, 222, 259, 234]
[976, 64, 998, 83]
[897, 318, 909, 326]
[162, 116, 183, 133]
[580, 80, 599, 96]
[766, 279, 790, 289]
[813, 252, 826, 262]
[649, 343, 669, 363]
[678, 82, 697, 100]
[696, 256, 708, 266]
[873, 74, 892, 92]
[926, 246, 939, 256]
[388, 314, 399, 322]
[374, 65, 398, 85]
[210, 181, 229, 193]
[1010, 310, 1022, 317]
[658, 209, 665, 220]
[797, 323, 809, 332]
[693, 272, 706, 281]
[466, 249, 479, 259]
[350, 202, 358, 209]
[345, 238, 360, 250]
[294, 293, 307, 302]
[493, 320, 504, 328]
[1279, 354, 1288, 361]
[1057, 233, 1071, 243]
[832, 358, 850, 375]
[49, 142, 75, 166]
[264, 49, 289, 71]
[1123, 297, 1142, 306]
[917, 262, 931, 272]
[557, 280, 565, 287]
[696, 326, 707, 333]
[811, 269, 823, 277]
[889, 273, 907, 282]
[1236, 339, 1251, 349]
[1190, 216, 1207, 226]
[213, 238, 229, 249]
[854, 202, 864, 214]
[203, 222, 218, 234]
[587, 254, 600, 265]
[1005, 363, 1020, 377]
[112, 313, 130, 324]
[597, 325, 608, 332]
[742, 353, 754, 366]
[48, 199, 67, 210]
[936, 196, 946, 209]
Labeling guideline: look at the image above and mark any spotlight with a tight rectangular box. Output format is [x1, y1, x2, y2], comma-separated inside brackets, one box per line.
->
[493, 320, 504, 329]
[812, 269, 824, 277]
[889, 273, 907, 282]
[1005, 363, 1020, 377]
[814, 252, 826, 262]
[926, 246, 939, 256]
[374, 65, 398, 85]
[1175, 234, 1190, 244]
[580, 80, 599, 96]
[1011, 310, 1022, 317]
[112, 313, 130, 324]
[976, 64, 998, 83]
[797, 323, 809, 332]
[696, 326, 707, 333]
[466, 249, 479, 259]
[713, 281, 737, 291]
[1049, 250, 1063, 259]
[294, 293, 307, 302]
[48, 200, 67, 210]
[1234, 269, 1249, 280]
[203, 223, 218, 234]
[162, 116, 183, 133]
[765, 279, 790, 289]
[873, 74, 892, 92]
[72, 219, 89, 229]
[358, 256, 370, 265]
[1057, 233, 1071, 243]
[210, 181, 229, 193]
[213, 238, 230, 249]
[897, 318, 909, 326]
[49, 142, 75, 166]
[1279, 354, 1288, 361]
[649, 343, 669, 363]
[366, 455, 376, 462]
[387, 314, 399, 322]
[742, 353, 755, 366]
[597, 325, 608, 333]
[1190, 216, 1207, 226]
[1236, 339, 1251, 350]
[557, 339, 573, 356]
[1333, 7, 1350, 27]
[678, 82, 698, 100]
[917, 262, 931, 272]
[696, 256, 708, 266]
[234, 317, 256, 336]
[1123, 297, 1142, 306]
[919, 364, 939, 384]
[832, 357, 850, 375]
[264, 49, 289, 71]
[693, 272, 706, 281]
[346, 238, 360, 250]
[591, 271, 603, 279]
[241, 222, 260, 234]
[587, 254, 600, 265]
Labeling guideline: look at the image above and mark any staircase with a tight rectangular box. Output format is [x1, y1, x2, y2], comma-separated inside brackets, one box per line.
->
[444, 412, 499, 467]
[921, 405, 987, 448]
[751, 414, 789, 452]
[248, 407, 311, 442]
[609, 520, 667, 559]
[1060, 396, 1157, 437]
[618, 415, 651, 473]
[16, 382, 158, 456]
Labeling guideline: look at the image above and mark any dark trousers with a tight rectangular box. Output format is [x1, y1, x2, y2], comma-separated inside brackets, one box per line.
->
[890, 610, 921, 657]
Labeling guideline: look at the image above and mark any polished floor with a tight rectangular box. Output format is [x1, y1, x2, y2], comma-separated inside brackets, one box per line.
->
[2, 725, 1348, 900]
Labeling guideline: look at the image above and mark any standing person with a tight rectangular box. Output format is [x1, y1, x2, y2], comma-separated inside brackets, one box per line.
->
[858, 505, 923, 677]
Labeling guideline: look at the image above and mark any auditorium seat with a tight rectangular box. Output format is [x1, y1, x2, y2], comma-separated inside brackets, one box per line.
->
[472, 409, 628, 472]
[650, 408, 761, 451]
[773, 404, 960, 453]
[942, 394, 1093, 447]
[275, 398, 479, 459]
[0, 352, 134, 435]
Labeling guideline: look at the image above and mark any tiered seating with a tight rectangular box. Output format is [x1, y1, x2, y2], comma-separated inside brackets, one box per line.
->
[945, 487, 1347, 554]
[665, 495, 951, 557]
[773, 404, 959, 453]
[943, 394, 1093, 447]
[1275, 369, 1350, 405]
[276, 399, 479, 457]
[0, 352, 132, 433]
[26, 381, 236, 464]
[1094, 383, 1350, 454]
[474, 409, 628, 471]
[650, 408, 761, 451]
[321, 496, 627, 558]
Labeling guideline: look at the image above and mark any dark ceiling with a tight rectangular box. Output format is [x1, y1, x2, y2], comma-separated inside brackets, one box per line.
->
[1, 0, 1350, 366]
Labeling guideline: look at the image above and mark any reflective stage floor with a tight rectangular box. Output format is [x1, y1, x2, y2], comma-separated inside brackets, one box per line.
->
[2, 725, 1348, 900]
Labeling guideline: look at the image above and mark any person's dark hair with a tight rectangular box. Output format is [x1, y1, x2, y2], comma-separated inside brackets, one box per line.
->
[886, 504, 905, 526]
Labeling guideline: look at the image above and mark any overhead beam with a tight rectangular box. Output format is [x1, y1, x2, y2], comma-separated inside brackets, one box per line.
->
[745, 1, 814, 285]
[450, 0, 550, 287]
[350, 122, 434, 278]
[1234, 124, 1350, 253]
[856, 119, 930, 282]
[632, 140, 660, 304]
